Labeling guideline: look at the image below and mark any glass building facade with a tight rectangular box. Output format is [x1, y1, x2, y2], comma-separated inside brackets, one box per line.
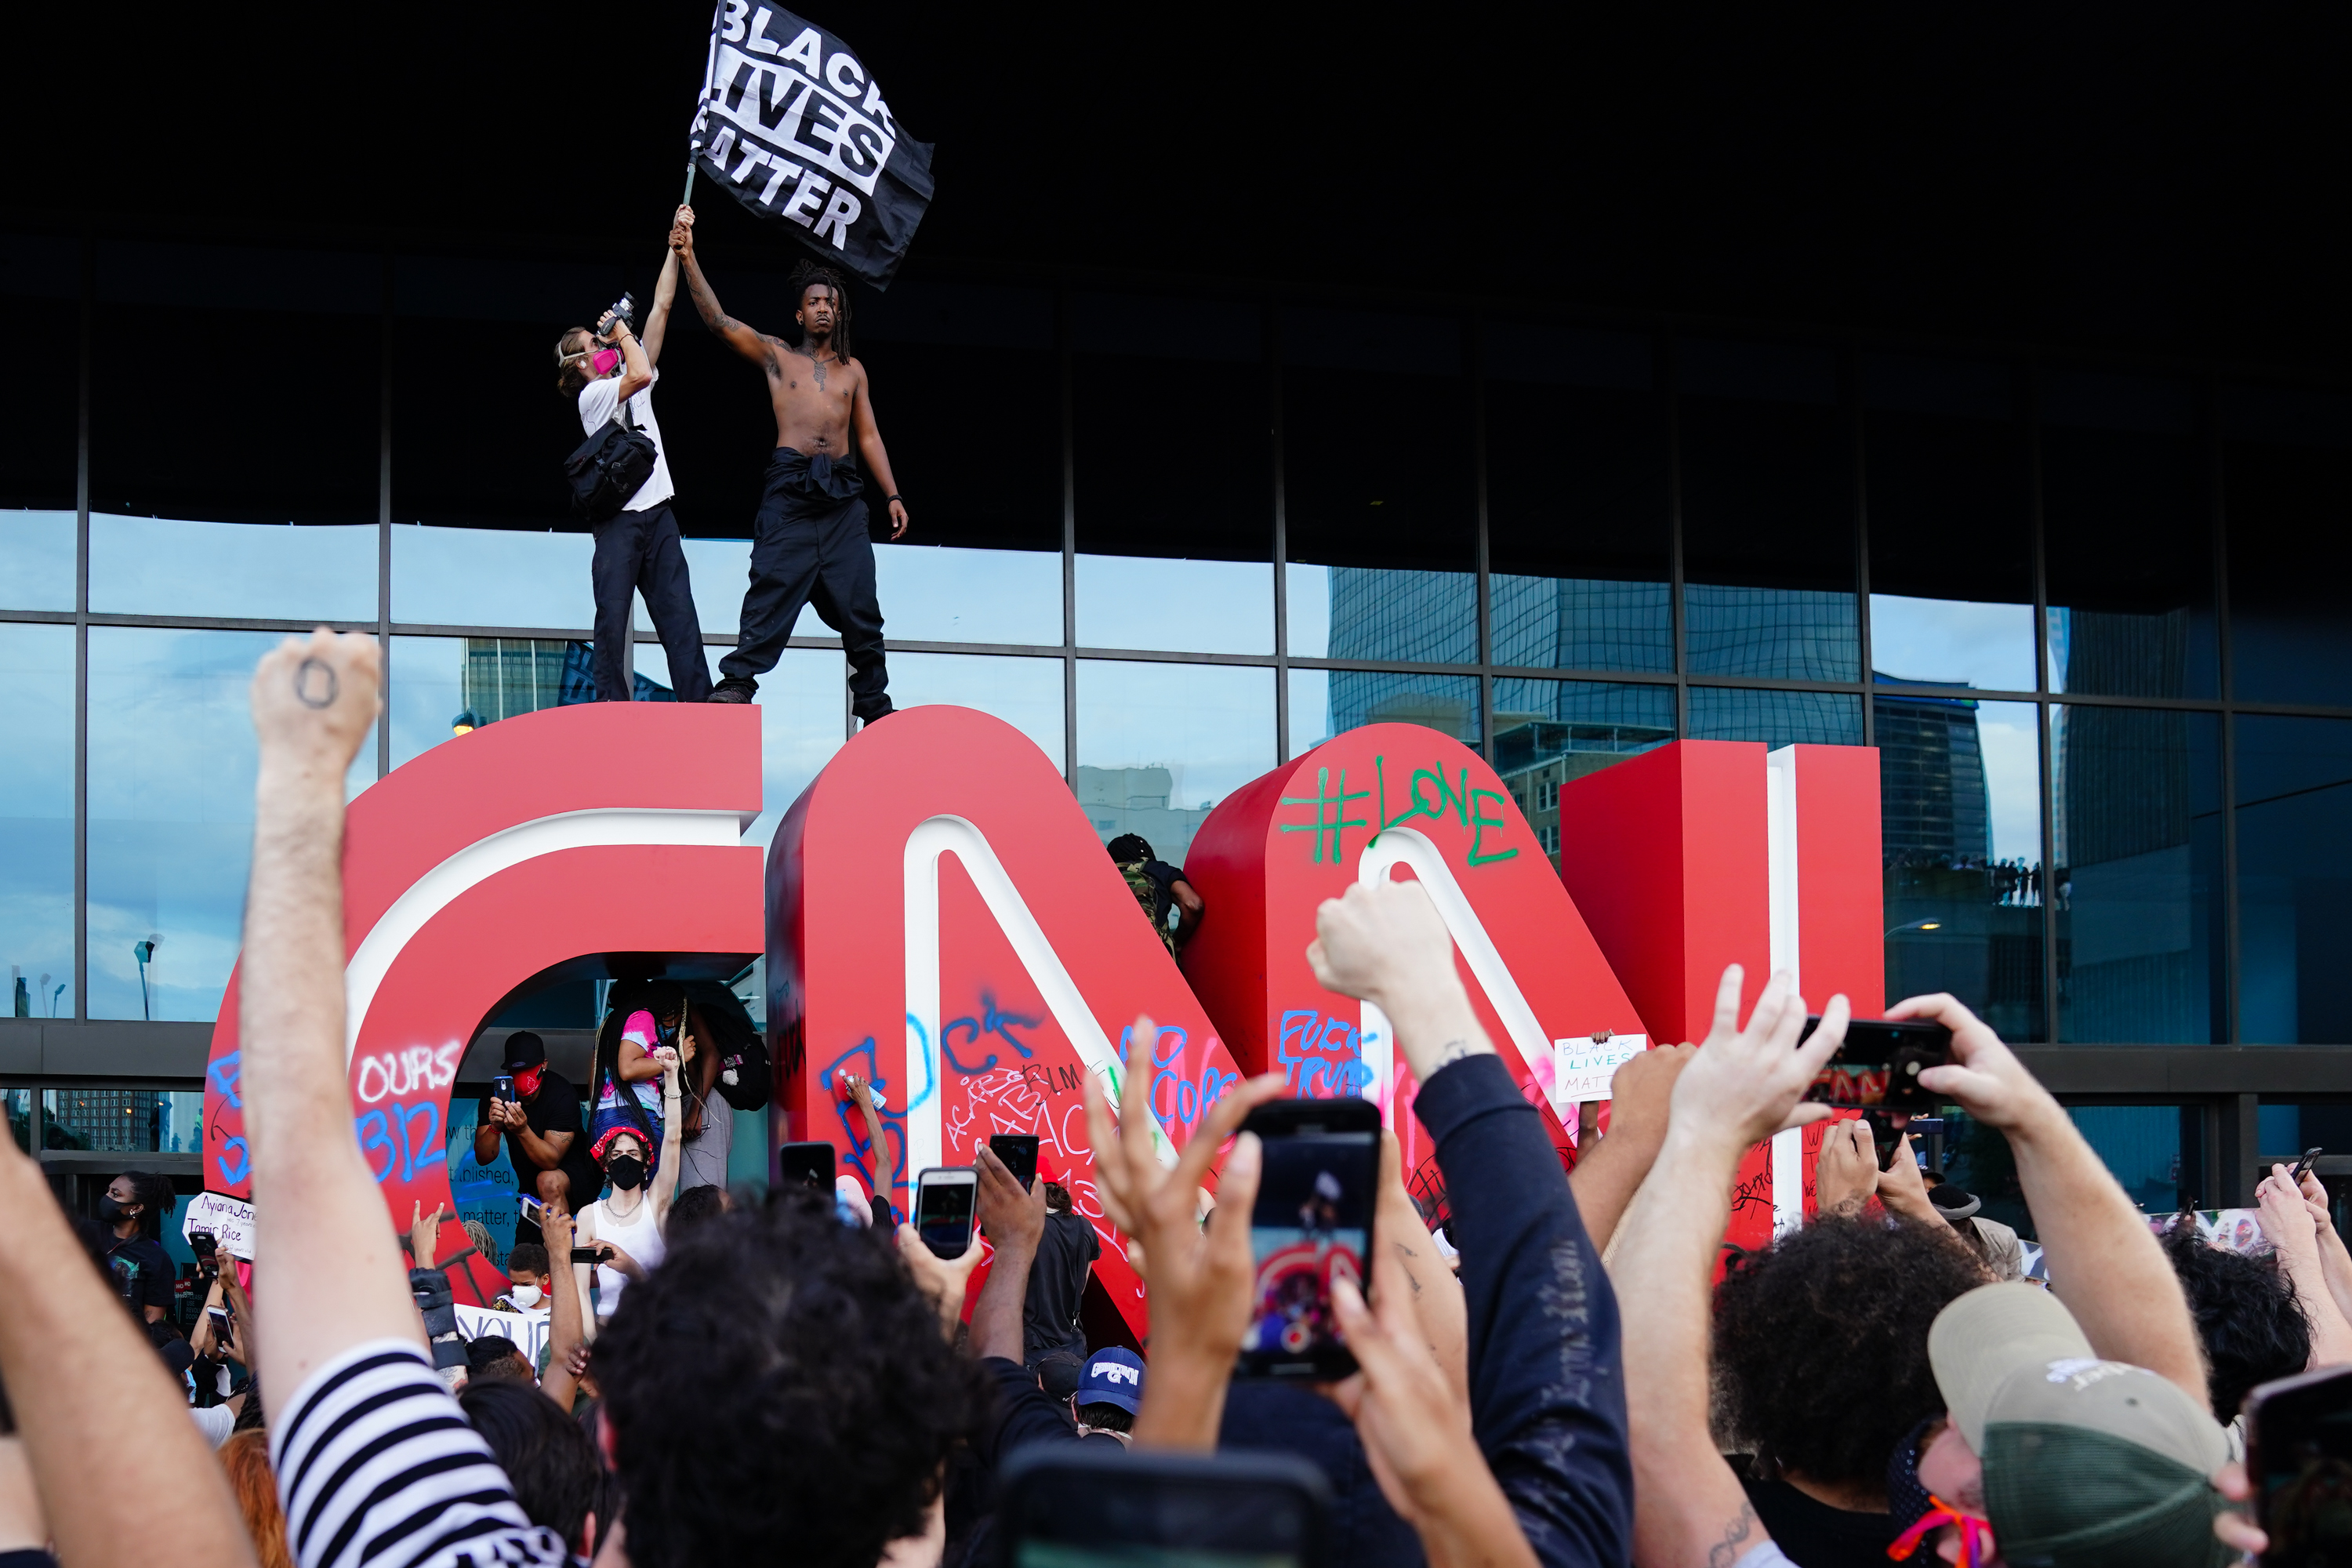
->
[7, 229, 2352, 1208]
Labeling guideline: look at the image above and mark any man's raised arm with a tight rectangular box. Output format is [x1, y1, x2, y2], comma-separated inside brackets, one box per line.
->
[670, 208, 771, 366]
[242, 630, 424, 1393]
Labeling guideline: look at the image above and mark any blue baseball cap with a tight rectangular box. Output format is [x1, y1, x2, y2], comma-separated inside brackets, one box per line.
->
[1077, 1348, 1146, 1415]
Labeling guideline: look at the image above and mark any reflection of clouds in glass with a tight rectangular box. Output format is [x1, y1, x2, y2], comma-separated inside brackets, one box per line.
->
[1286, 565, 1333, 658]
[889, 653, 1065, 771]
[849, 546, 1062, 647]
[1869, 594, 2037, 693]
[0, 511, 76, 612]
[1076, 661, 1276, 808]
[1076, 557, 1273, 655]
[91, 515, 377, 621]
[1287, 668, 1334, 753]
[0, 625, 74, 1015]
[87, 628, 374, 1021]
[392, 525, 595, 630]
[1975, 701, 2044, 866]
[389, 636, 468, 769]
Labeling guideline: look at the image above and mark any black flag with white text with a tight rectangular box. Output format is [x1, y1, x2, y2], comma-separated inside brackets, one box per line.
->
[687, 4, 934, 289]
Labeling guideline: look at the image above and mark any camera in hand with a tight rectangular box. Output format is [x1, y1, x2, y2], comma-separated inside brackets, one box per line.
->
[604, 292, 636, 337]
[1799, 1017, 1954, 1113]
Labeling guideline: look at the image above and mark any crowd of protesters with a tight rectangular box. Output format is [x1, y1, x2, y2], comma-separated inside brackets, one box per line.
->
[2, 626, 2336, 1568]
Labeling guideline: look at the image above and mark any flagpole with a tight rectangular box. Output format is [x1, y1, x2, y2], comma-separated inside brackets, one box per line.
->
[683, 164, 696, 206]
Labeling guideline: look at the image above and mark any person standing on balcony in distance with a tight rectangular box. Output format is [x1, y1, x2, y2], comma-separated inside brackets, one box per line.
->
[551, 227, 711, 705]
[669, 205, 906, 725]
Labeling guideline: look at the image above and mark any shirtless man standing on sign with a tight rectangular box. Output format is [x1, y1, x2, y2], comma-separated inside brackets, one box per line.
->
[670, 205, 906, 724]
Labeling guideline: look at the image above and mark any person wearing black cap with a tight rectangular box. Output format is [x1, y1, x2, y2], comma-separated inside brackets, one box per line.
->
[1928, 1178, 2026, 1282]
[474, 1032, 598, 1244]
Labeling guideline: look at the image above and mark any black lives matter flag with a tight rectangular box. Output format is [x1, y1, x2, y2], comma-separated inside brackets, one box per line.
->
[688, 4, 935, 289]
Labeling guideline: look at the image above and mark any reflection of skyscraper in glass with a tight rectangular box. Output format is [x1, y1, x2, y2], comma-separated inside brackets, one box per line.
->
[1490, 576, 1671, 671]
[1875, 683, 1990, 865]
[1325, 568, 1479, 739]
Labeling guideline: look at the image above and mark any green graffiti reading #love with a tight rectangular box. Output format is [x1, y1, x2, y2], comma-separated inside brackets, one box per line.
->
[1279, 757, 1518, 867]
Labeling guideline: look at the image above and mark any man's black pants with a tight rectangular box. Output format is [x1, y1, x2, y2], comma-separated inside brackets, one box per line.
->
[720, 447, 891, 721]
[592, 501, 712, 702]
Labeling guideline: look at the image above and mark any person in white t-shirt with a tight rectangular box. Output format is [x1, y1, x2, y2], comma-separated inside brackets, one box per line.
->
[552, 236, 711, 705]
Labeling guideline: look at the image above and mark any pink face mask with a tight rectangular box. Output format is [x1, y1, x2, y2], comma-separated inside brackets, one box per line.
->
[591, 348, 620, 377]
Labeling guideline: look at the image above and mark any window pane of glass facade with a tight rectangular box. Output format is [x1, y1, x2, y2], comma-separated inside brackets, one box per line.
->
[1492, 679, 1675, 866]
[88, 628, 376, 1022]
[681, 536, 752, 638]
[1076, 556, 1272, 655]
[2042, 372, 2216, 699]
[1864, 353, 2034, 695]
[390, 636, 593, 770]
[2224, 385, 2352, 707]
[1879, 695, 2045, 1040]
[871, 545, 1062, 646]
[858, 281, 1062, 551]
[2052, 706, 2223, 1043]
[2235, 715, 2352, 1044]
[745, 649, 849, 851]
[1073, 294, 1271, 658]
[91, 516, 379, 621]
[2067, 1106, 2198, 1216]
[1486, 322, 1670, 673]
[1074, 661, 1276, 863]
[1679, 338, 1857, 681]
[392, 525, 596, 630]
[1686, 688, 1863, 748]
[887, 652, 1064, 772]
[1283, 307, 1475, 664]
[0, 510, 77, 612]
[0, 235, 79, 513]
[1290, 670, 1480, 754]
[0, 625, 74, 1019]
[93, 242, 380, 526]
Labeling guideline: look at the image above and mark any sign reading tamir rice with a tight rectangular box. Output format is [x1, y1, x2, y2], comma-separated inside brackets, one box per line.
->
[688, 4, 935, 289]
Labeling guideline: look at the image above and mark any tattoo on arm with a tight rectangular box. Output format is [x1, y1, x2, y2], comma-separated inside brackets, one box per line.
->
[1392, 1240, 1424, 1295]
[1706, 1502, 1762, 1568]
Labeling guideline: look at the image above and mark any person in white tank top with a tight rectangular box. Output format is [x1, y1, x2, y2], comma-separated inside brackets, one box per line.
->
[574, 1043, 683, 1326]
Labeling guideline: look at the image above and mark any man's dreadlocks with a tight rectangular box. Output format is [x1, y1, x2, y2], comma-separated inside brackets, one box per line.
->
[788, 259, 853, 359]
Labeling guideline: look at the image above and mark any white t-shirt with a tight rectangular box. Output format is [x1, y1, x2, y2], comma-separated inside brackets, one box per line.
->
[577, 366, 675, 514]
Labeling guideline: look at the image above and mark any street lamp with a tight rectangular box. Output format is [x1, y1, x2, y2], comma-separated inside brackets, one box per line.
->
[133, 935, 161, 1021]
[1885, 920, 1944, 939]
[452, 708, 486, 737]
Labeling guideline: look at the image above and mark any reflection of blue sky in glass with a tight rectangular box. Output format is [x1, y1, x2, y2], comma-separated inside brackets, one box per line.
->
[1288, 667, 1332, 753]
[1075, 661, 1276, 861]
[633, 645, 846, 849]
[0, 625, 74, 1017]
[92, 516, 377, 621]
[888, 653, 1065, 771]
[1076, 557, 1273, 654]
[87, 629, 374, 1021]
[0, 512, 75, 612]
[1870, 594, 2037, 692]
[392, 526, 595, 630]
[388, 636, 469, 769]
[1289, 668, 1483, 752]
[1973, 701, 2044, 865]
[859, 546, 1062, 646]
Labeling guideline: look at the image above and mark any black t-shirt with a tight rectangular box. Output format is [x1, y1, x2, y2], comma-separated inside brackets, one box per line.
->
[107, 1235, 175, 1314]
[1022, 1210, 1101, 1363]
[1737, 1473, 1899, 1568]
[479, 1070, 598, 1201]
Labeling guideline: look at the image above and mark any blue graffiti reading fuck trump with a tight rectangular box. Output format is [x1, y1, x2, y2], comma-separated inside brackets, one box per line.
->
[1277, 1009, 1376, 1098]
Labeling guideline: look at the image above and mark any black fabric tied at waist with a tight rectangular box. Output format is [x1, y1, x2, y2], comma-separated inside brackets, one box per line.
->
[769, 446, 862, 499]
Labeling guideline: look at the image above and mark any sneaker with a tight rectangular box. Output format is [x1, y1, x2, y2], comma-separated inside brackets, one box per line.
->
[707, 679, 757, 705]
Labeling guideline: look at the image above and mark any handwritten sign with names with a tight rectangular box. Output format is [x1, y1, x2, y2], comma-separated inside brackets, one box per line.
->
[1551, 1034, 1648, 1107]
[182, 1192, 258, 1261]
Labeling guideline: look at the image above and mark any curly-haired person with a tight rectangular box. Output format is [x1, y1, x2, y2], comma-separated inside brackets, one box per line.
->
[2159, 1222, 2312, 1425]
[592, 1191, 988, 1568]
[1711, 1213, 1991, 1568]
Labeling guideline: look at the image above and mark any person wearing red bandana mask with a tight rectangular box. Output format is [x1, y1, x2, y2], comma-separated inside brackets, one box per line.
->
[474, 1031, 599, 1246]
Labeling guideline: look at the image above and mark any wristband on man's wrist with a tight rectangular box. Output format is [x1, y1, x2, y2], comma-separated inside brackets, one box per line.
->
[886, 493, 902, 503]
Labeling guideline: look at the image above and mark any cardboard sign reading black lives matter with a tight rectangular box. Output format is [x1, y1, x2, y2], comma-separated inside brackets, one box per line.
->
[688, 4, 936, 289]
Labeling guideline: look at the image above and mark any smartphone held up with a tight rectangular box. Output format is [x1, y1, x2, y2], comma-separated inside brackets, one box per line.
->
[1799, 1017, 1955, 1114]
[2247, 1362, 2352, 1567]
[1240, 1098, 1380, 1381]
[914, 1167, 978, 1258]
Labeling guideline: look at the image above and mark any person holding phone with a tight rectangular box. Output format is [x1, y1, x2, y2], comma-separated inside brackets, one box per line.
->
[573, 1042, 683, 1327]
[474, 1033, 597, 1246]
[1024, 1152, 1099, 1370]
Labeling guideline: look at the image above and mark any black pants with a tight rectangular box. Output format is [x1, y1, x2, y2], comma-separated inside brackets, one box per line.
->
[720, 448, 891, 721]
[591, 501, 711, 702]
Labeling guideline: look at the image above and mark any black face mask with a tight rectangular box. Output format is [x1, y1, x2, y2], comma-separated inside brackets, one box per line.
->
[606, 1155, 646, 1192]
[98, 1196, 129, 1223]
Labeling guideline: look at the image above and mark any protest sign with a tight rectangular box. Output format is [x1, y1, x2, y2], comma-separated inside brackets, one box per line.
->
[454, 1304, 551, 1370]
[182, 1191, 257, 1261]
[1551, 1033, 1649, 1108]
[687, 5, 935, 288]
